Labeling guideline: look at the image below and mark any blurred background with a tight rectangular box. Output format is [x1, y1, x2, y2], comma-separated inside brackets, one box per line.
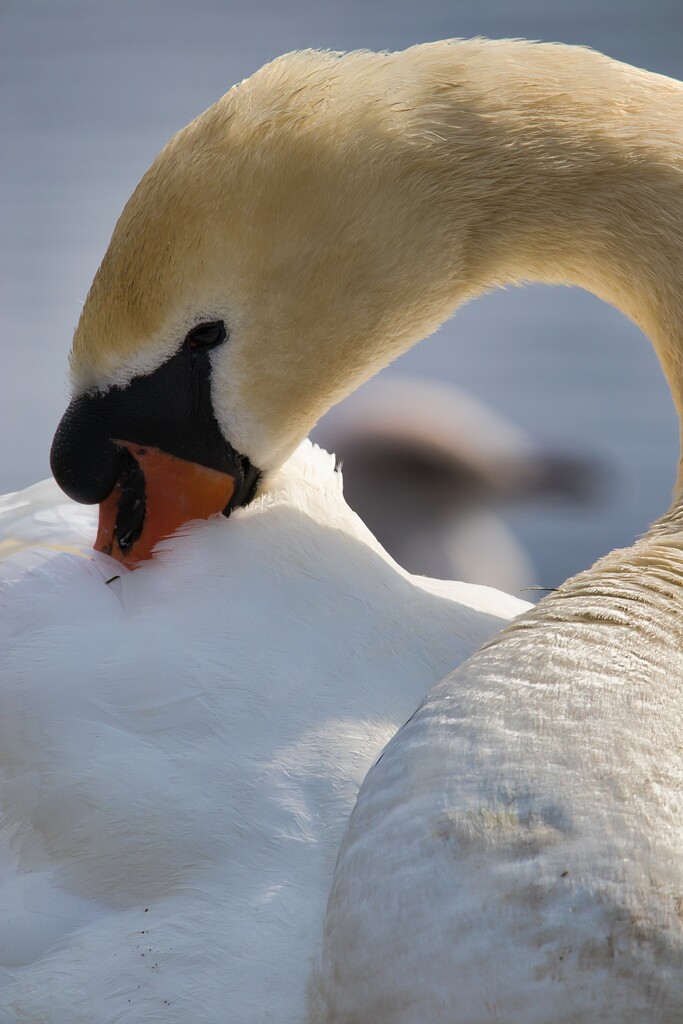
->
[2, 0, 682, 596]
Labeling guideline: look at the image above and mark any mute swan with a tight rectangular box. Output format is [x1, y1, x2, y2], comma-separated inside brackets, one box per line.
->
[2, 36, 682, 1022]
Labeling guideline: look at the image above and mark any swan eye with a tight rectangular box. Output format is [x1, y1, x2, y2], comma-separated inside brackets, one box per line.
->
[186, 321, 228, 351]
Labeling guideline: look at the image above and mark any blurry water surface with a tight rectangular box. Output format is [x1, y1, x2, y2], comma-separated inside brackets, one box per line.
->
[2, 0, 682, 590]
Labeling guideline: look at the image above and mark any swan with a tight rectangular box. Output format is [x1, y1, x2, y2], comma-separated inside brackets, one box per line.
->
[1, 36, 682, 1021]
[313, 376, 596, 588]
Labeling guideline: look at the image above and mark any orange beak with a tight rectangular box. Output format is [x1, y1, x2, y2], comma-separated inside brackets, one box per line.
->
[95, 442, 237, 568]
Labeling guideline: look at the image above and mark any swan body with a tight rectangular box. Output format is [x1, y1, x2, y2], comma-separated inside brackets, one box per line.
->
[317, 535, 683, 1021]
[5, 36, 683, 1022]
[0, 442, 526, 1022]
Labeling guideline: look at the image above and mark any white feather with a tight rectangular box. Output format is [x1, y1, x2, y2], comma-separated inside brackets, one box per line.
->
[0, 441, 526, 1022]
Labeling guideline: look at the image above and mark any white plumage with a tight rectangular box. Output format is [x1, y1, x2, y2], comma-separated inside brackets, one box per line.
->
[0, 442, 526, 1021]
[3, 34, 683, 1022]
[317, 535, 683, 1020]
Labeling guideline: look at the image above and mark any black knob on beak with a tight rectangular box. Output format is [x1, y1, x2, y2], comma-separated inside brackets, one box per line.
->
[50, 392, 123, 504]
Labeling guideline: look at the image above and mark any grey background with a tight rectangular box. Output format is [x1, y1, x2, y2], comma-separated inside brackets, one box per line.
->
[2, 0, 682, 591]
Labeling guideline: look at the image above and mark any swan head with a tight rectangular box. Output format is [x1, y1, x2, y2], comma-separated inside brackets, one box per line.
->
[51, 44, 485, 566]
[53, 39, 581, 565]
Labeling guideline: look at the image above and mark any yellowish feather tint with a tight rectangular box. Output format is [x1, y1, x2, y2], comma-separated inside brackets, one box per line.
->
[8, 41, 683, 1021]
[71, 38, 683, 474]
[0, 540, 88, 559]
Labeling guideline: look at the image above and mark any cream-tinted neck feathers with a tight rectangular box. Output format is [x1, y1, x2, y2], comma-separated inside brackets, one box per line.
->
[71, 39, 683, 477]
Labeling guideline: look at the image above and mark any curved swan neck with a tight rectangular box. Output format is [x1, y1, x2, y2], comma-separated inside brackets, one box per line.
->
[387, 41, 683, 512]
[254, 41, 683, 473]
[430, 46, 683, 388]
[72, 41, 683, 484]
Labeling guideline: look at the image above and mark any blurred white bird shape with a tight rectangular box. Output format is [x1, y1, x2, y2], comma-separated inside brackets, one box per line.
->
[315, 376, 597, 590]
